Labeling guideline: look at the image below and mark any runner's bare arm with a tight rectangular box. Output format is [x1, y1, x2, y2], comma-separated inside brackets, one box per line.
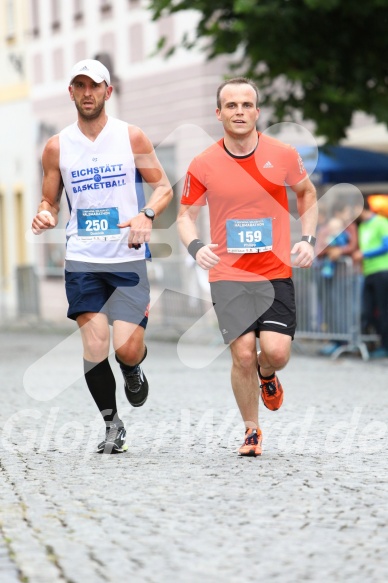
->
[118, 126, 173, 247]
[177, 204, 219, 270]
[290, 176, 318, 268]
[32, 135, 63, 234]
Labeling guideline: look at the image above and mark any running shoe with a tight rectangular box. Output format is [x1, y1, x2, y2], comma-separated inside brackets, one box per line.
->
[238, 428, 263, 457]
[369, 347, 388, 359]
[259, 373, 284, 411]
[318, 342, 341, 356]
[120, 364, 149, 407]
[257, 352, 284, 411]
[97, 423, 128, 454]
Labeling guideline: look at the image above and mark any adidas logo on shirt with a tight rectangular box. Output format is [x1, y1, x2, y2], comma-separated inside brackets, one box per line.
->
[263, 161, 273, 168]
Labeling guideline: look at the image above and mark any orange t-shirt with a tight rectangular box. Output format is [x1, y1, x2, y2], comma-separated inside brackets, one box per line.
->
[181, 133, 307, 282]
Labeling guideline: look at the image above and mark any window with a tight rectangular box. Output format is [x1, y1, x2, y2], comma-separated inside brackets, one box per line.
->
[74, 40, 86, 62]
[100, 33, 115, 56]
[158, 16, 175, 57]
[0, 194, 8, 284]
[129, 23, 144, 63]
[33, 53, 43, 84]
[74, 0, 83, 22]
[51, 0, 60, 31]
[6, 0, 15, 40]
[15, 192, 26, 265]
[30, 0, 40, 37]
[100, 0, 112, 15]
[52, 47, 64, 80]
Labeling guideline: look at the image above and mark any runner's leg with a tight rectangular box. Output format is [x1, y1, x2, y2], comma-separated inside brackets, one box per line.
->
[257, 330, 292, 377]
[113, 321, 149, 407]
[77, 312, 121, 425]
[230, 331, 260, 429]
[113, 320, 146, 366]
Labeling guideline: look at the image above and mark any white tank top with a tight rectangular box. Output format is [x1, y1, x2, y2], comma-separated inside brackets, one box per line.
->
[60, 116, 149, 263]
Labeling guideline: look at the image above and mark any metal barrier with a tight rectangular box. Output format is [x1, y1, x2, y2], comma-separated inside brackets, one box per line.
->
[293, 257, 379, 360]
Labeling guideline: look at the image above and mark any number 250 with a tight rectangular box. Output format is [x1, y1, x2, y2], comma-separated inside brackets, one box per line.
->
[85, 219, 108, 231]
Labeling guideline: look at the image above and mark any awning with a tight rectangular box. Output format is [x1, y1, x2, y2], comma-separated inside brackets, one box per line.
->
[298, 145, 388, 185]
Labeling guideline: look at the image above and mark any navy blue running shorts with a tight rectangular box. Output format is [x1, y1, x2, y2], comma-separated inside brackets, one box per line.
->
[210, 278, 296, 344]
[65, 260, 150, 327]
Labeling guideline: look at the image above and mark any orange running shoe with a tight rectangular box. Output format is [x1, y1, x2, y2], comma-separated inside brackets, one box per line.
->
[238, 428, 263, 457]
[259, 371, 284, 411]
[257, 351, 284, 411]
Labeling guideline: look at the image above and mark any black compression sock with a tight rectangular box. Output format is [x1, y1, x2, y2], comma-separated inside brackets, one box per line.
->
[259, 370, 276, 380]
[83, 358, 121, 425]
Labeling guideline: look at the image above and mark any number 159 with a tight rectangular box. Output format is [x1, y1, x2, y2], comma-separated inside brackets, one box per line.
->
[238, 230, 262, 243]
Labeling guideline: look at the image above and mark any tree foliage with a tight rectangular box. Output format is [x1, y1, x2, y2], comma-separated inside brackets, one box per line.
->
[149, 0, 388, 143]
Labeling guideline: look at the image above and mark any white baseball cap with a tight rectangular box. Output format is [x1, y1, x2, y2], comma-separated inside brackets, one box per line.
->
[69, 59, 111, 86]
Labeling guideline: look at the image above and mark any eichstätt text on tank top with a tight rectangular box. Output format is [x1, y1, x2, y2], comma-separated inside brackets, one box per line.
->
[60, 116, 149, 263]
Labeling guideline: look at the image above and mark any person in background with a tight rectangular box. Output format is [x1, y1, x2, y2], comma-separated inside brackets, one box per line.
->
[316, 200, 359, 355]
[320, 216, 349, 279]
[353, 197, 388, 358]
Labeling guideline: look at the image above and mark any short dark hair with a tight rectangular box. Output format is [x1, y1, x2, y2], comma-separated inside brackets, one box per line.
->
[216, 77, 260, 109]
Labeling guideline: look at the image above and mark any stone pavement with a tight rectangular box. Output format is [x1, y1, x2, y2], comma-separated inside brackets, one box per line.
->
[0, 328, 388, 583]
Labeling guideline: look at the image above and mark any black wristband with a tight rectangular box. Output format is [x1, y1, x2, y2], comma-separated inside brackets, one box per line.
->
[301, 235, 316, 247]
[187, 239, 205, 259]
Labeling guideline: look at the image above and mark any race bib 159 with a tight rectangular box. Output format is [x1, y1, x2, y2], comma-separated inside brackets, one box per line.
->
[226, 218, 273, 253]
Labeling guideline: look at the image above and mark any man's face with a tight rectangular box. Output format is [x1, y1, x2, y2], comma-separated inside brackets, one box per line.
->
[216, 84, 260, 138]
[69, 75, 112, 120]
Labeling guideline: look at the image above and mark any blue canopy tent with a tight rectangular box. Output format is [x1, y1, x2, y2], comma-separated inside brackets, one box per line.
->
[298, 145, 388, 185]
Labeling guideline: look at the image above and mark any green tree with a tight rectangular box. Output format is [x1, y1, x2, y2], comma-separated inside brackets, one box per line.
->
[149, 0, 388, 143]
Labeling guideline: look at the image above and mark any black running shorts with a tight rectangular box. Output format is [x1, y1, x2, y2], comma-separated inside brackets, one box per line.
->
[210, 278, 296, 344]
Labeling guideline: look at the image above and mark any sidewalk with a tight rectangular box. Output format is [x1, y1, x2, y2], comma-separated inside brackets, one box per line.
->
[0, 329, 388, 582]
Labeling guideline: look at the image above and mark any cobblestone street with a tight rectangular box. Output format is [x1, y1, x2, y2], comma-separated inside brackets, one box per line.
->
[0, 328, 388, 583]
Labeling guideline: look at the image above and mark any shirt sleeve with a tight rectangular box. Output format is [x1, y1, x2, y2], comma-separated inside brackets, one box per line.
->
[363, 236, 388, 258]
[180, 158, 207, 206]
[285, 146, 308, 186]
[363, 216, 388, 258]
[380, 215, 388, 237]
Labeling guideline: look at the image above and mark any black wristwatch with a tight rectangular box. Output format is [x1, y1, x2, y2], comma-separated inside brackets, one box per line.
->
[301, 235, 316, 247]
[140, 208, 155, 221]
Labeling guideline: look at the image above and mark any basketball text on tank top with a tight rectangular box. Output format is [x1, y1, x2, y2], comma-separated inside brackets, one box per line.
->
[60, 116, 150, 263]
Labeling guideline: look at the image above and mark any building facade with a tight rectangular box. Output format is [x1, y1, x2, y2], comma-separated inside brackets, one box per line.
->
[24, 0, 229, 323]
[2, 0, 387, 326]
[0, 0, 38, 320]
